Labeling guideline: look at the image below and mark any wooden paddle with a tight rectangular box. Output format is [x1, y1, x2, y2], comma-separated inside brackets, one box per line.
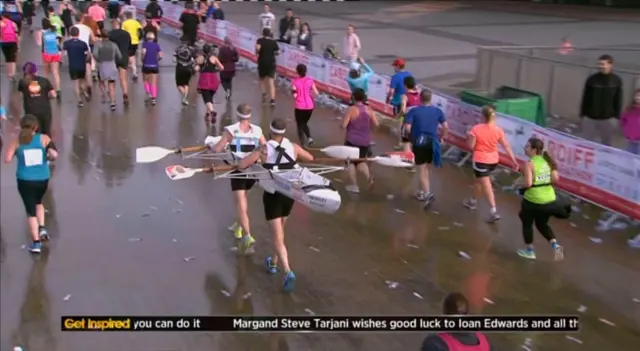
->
[136, 145, 208, 164]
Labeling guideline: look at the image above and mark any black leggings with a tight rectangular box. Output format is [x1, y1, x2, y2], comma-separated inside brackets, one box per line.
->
[221, 76, 233, 92]
[18, 179, 49, 217]
[519, 199, 556, 245]
[294, 108, 313, 143]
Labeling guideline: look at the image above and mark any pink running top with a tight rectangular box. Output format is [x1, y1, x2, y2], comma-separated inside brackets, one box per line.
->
[292, 76, 315, 110]
[88, 5, 106, 22]
[0, 19, 18, 43]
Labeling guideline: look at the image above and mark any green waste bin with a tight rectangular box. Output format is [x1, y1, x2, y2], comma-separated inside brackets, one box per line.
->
[460, 86, 546, 127]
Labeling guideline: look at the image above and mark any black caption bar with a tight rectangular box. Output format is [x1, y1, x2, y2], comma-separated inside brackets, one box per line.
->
[62, 316, 579, 332]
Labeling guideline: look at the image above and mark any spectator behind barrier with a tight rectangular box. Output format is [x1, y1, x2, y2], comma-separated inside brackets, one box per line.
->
[278, 8, 294, 41]
[579, 54, 623, 146]
[620, 88, 640, 154]
[421, 293, 493, 351]
[298, 22, 312, 52]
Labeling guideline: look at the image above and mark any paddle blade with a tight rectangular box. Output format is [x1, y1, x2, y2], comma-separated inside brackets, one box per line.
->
[373, 152, 415, 168]
[136, 146, 174, 163]
[320, 145, 360, 160]
[165, 165, 196, 180]
[384, 151, 415, 164]
[204, 135, 222, 147]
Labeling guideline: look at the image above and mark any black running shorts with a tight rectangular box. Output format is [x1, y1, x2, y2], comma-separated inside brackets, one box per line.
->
[257, 64, 276, 79]
[263, 191, 295, 221]
[472, 161, 498, 178]
[412, 143, 434, 166]
[69, 69, 86, 80]
[344, 141, 372, 166]
[230, 170, 256, 192]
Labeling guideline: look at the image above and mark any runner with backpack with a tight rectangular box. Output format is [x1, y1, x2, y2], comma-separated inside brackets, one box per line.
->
[174, 39, 196, 106]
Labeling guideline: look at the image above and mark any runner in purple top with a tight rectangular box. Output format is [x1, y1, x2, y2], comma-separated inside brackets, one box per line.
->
[341, 88, 379, 194]
[141, 31, 162, 105]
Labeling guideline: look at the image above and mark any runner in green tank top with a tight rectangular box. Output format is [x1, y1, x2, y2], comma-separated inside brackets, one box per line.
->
[518, 137, 564, 261]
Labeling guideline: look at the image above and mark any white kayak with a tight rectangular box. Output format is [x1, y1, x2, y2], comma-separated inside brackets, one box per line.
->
[256, 164, 341, 214]
[203, 136, 342, 214]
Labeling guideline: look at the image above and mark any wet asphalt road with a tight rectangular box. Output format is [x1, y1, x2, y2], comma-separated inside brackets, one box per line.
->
[1, 28, 639, 351]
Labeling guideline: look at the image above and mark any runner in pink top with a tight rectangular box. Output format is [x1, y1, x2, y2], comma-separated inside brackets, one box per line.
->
[87, 2, 106, 29]
[291, 63, 318, 146]
[0, 15, 19, 80]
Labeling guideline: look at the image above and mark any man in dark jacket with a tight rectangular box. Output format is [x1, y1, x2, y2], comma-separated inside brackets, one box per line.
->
[421, 293, 493, 351]
[278, 8, 294, 42]
[580, 54, 623, 146]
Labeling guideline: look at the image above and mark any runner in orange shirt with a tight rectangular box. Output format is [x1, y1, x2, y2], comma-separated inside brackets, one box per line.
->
[462, 105, 518, 222]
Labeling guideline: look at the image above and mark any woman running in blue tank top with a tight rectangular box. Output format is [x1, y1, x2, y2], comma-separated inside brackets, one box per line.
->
[3, 115, 58, 253]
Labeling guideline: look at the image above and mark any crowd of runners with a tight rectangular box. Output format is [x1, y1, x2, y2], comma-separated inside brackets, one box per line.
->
[1, 2, 578, 350]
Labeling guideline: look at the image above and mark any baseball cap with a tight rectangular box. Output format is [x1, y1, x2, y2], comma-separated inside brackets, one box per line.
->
[391, 58, 405, 67]
[349, 62, 361, 71]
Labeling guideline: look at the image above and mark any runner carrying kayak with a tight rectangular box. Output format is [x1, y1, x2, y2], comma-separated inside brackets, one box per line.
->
[291, 63, 319, 146]
[36, 18, 62, 98]
[346, 57, 373, 105]
[3, 115, 58, 254]
[211, 104, 265, 253]
[238, 118, 315, 292]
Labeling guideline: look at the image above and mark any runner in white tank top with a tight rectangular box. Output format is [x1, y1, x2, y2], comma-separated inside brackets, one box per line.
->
[237, 118, 314, 292]
[211, 104, 266, 253]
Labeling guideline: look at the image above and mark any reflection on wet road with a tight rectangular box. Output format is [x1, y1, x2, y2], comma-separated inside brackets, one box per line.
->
[1, 29, 639, 351]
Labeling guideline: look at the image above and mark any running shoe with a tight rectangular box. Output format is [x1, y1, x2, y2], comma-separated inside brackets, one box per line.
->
[225, 90, 231, 100]
[552, 243, 564, 261]
[307, 137, 315, 147]
[56, 90, 61, 101]
[270, 99, 276, 107]
[241, 234, 255, 254]
[132, 75, 138, 82]
[406, 167, 416, 173]
[123, 94, 129, 105]
[283, 271, 296, 292]
[414, 190, 426, 201]
[39, 227, 50, 241]
[110, 103, 116, 111]
[181, 96, 189, 106]
[462, 198, 477, 210]
[77, 101, 84, 107]
[84, 88, 91, 101]
[265, 256, 278, 274]
[261, 93, 267, 103]
[345, 184, 360, 194]
[229, 222, 243, 239]
[29, 241, 42, 254]
[422, 193, 435, 209]
[517, 248, 536, 260]
[151, 98, 157, 106]
[487, 212, 501, 223]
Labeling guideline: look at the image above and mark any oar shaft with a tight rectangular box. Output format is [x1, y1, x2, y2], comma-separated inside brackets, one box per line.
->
[313, 157, 374, 163]
[179, 145, 208, 153]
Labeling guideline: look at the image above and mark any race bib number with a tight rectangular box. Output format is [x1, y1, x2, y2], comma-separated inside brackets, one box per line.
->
[535, 173, 551, 182]
[23, 149, 44, 167]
